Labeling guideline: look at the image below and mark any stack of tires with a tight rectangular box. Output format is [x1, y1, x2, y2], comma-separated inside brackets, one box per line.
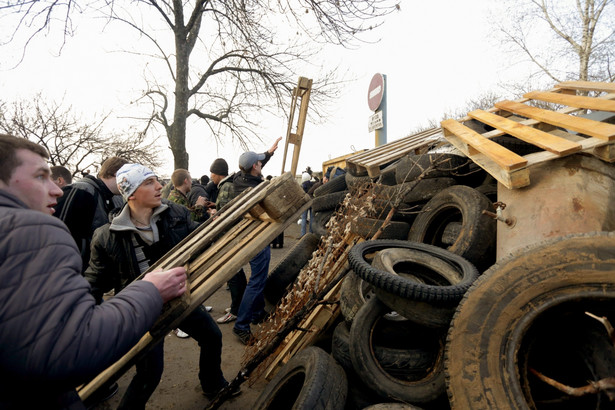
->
[311, 151, 498, 272]
[256, 151, 501, 409]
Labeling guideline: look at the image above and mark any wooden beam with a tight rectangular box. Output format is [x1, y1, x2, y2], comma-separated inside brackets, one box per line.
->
[495, 100, 615, 141]
[468, 109, 582, 156]
[556, 80, 615, 94]
[441, 119, 527, 171]
[524, 90, 615, 112]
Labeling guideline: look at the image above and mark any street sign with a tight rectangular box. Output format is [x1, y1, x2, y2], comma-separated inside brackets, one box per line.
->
[367, 73, 385, 111]
[368, 110, 383, 132]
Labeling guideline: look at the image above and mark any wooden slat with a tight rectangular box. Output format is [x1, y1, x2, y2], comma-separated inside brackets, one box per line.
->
[441, 129, 530, 189]
[468, 109, 582, 156]
[346, 128, 442, 177]
[556, 80, 615, 94]
[524, 90, 615, 112]
[441, 119, 527, 171]
[496, 100, 615, 141]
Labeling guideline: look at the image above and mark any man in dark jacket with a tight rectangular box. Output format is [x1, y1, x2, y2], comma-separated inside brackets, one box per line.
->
[0, 134, 187, 409]
[55, 156, 129, 272]
[85, 163, 235, 408]
[188, 174, 210, 206]
[230, 137, 282, 344]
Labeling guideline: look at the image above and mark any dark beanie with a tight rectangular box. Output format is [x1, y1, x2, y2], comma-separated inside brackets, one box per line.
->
[210, 158, 229, 176]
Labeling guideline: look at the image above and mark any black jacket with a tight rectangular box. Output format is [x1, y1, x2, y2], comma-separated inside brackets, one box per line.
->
[55, 175, 120, 272]
[85, 200, 198, 302]
[232, 151, 272, 196]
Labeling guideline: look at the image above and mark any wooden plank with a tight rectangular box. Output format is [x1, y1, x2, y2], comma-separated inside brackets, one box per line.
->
[495, 100, 615, 141]
[443, 129, 530, 189]
[441, 119, 527, 171]
[524, 90, 615, 113]
[556, 80, 615, 94]
[468, 109, 582, 156]
[473, 93, 615, 140]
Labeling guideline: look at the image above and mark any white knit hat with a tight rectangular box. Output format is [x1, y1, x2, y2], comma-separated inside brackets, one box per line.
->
[116, 164, 157, 200]
[301, 172, 311, 182]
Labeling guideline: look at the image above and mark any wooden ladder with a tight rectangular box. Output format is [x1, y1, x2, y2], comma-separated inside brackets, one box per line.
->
[280, 76, 313, 177]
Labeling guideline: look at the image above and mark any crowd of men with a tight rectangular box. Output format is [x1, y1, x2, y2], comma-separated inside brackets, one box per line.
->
[0, 133, 283, 409]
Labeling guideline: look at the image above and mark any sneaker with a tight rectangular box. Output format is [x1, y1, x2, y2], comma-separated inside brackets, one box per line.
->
[232, 328, 253, 345]
[174, 329, 189, 338]
[217, 312, 237, 324]
[202, 382, 242, 400]
[204, 305, 213, 312]
[225, 307, 231, 313]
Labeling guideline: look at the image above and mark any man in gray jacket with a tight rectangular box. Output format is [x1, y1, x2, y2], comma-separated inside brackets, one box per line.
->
[0, 134, 187, 409]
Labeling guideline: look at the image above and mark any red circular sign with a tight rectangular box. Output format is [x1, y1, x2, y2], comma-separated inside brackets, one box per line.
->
[367, 73, 385, 111]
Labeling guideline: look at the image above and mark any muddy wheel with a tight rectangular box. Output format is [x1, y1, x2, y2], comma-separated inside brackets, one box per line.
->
[348, 239, 478, 304]
[350, 217, 410, 240]
[371, 248, 464, 328]
[400, 178, 457, 204]
[314, 174, 347, 197]
[255, 346, 347, 410]
[340, 270, 376, 323]
[265, 233, 320, 305]
[350, 298, 446, 404]
[446, 232, 615, 410]
[346, 172, 373, 190]
[312, 211, 334, 236]
[408, 185, 496, 271]
[332, 320, 436, 378]
[312, 191, 348, 212]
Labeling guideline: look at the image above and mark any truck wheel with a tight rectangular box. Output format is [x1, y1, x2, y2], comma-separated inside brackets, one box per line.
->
[348, 239, 478, 304]
[333, 320, 436, 378]
[350, 217, 410, 240]
[312, 191, 348, 212]
[265, 233, 320, 305]
[446, 232, 615, 409]
[314, 174, 347, 197]
[312, 210, 334, 236]
[255, 346, 347, 410]
[350, 298, 446, 404]
[408, 185, 496, 271]
[340, 270, 375, 323]
[371, 248, 463, 329]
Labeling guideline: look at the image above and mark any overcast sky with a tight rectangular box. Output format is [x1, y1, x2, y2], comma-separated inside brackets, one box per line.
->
[0, 0, 530, 178]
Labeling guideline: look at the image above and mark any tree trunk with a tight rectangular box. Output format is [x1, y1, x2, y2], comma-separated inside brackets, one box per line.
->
[168, 5, 191, 171]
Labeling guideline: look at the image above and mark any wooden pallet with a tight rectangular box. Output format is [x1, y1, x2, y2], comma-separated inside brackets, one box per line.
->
[441, 80, 615, 189]
[345, 127, 442, 177]
[78, 172, 311, 400]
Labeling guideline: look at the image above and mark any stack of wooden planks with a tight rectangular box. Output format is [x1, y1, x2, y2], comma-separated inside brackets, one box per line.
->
[78, 172, 311, 400]
[345, 127, 443, 177]
[441, 80, 615, 189]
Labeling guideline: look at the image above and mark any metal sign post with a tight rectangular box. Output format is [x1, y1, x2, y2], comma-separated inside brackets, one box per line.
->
[367, 73, 387, 147]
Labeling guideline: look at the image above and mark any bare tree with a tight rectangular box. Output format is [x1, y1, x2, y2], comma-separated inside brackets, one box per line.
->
[0, 94, 162, 176]
[494, 0, 615, 86]
[1, 0, 400, 170]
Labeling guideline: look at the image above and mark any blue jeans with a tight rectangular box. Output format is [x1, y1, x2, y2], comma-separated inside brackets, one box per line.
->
[301, 208, 313, 236]
[234, 246, 271, 332]
[228, 269, 247, 316]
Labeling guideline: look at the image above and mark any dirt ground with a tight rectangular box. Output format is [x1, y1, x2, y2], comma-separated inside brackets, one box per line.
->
[92, 222, 304, 410]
